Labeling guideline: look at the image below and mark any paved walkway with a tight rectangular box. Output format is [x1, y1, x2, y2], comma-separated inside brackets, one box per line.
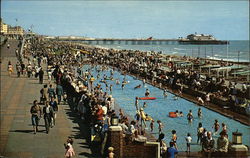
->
[0, 40, 98, 158]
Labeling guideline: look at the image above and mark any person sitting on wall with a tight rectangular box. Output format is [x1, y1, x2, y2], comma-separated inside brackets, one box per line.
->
[215, 131, 229, 157]
[202, 131, 215, 158]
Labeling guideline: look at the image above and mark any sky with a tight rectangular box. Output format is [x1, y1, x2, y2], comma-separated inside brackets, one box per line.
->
[1, 0, 249, 40]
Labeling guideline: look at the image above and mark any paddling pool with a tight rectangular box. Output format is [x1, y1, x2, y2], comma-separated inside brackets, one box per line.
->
[82, 65, 250, 152]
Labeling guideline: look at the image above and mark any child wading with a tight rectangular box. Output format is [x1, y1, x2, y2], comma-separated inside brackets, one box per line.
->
[185, 133, 192, 153]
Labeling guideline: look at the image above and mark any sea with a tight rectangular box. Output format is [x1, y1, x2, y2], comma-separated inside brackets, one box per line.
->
[86, 40, 250, 63]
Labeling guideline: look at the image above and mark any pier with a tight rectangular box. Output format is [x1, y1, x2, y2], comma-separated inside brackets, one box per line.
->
[51, 37, 180, 45]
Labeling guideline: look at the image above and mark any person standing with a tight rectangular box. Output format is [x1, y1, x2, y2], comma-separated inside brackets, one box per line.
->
[171, 130, 178, 150]
[135, 97, 139, 111]
[56, 83, 63, 104]
[38, 67, 44, 84]
[50, 97, 58, 126]
[21, 62, 25, 75]
[150, 120, 154, 132]
[157, 120, 163, 134]
[185, 133, 192, 153]
[156, 133, 167, 157]
[27, 64, 32, 78]
[198, 108, 202, 118]
[64, 138, 75, 158]
[43, 101, 54, 134]
[7, 61, 13, 76]
[48, 84, 55, 101]
[187, 110, 193, 124]
[40, 84, 48, 104]
[197, 122, 204, 144]
[16, 62, 22, 77]
[30, 100, 42, 134]
[212, 119, 220, 135]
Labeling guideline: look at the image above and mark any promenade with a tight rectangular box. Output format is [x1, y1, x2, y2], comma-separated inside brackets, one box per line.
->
[0, 40, 98, 158]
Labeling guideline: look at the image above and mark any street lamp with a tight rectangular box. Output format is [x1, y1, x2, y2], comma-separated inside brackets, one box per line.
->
[232, 131, 242, 145]
[111, 116, 119, 126]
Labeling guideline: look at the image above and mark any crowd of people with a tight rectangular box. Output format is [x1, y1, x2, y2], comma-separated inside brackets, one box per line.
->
[15, 36, 248, 157]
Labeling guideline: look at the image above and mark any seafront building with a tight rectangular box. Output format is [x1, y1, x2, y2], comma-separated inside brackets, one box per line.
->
[0, 19, 8, 34]
[0, 19, 24, 36]
[7, 26, 24, 36]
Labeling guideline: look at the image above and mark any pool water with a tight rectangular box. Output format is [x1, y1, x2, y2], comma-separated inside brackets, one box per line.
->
[82, 65, 250, 152]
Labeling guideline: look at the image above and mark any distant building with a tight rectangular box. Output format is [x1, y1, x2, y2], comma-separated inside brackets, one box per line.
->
[187, 34, 216, 41]
[7, 26, 24, 35]
[0, 19, 8, 34]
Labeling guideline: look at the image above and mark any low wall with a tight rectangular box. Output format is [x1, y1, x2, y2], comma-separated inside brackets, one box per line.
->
[107, 126, 160, 158]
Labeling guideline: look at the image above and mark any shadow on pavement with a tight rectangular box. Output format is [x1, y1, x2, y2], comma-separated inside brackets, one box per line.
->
[64, 104, 101, 157]
[78, 152, 94, 157]
[9, 129, 33, 133]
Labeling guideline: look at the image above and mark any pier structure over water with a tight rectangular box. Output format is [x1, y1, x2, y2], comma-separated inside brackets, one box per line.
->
[49, 36, 180, 45]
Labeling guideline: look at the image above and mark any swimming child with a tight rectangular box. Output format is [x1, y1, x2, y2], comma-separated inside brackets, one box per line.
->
[145, 89, 150, 97]
[175, 110, 180, 117]
[134, 84, 142, 89]
[187, 110, 193, 123]
[121, 80, 126, 90]
[143, 102, 147, 108]
[198, 108, 202, 118]
[179, 111, 184, 117]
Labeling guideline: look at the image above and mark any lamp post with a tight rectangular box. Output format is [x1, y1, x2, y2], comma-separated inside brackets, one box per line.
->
[232, 131, 242, 145]
[111, 116, 119, 126]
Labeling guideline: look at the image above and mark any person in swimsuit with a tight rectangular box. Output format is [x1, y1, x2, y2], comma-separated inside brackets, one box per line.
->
[187, 110, 193, 123]
[171, 130, 178, 150]
[213, 119, 220, 135]
[198, 108, 202, 118]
